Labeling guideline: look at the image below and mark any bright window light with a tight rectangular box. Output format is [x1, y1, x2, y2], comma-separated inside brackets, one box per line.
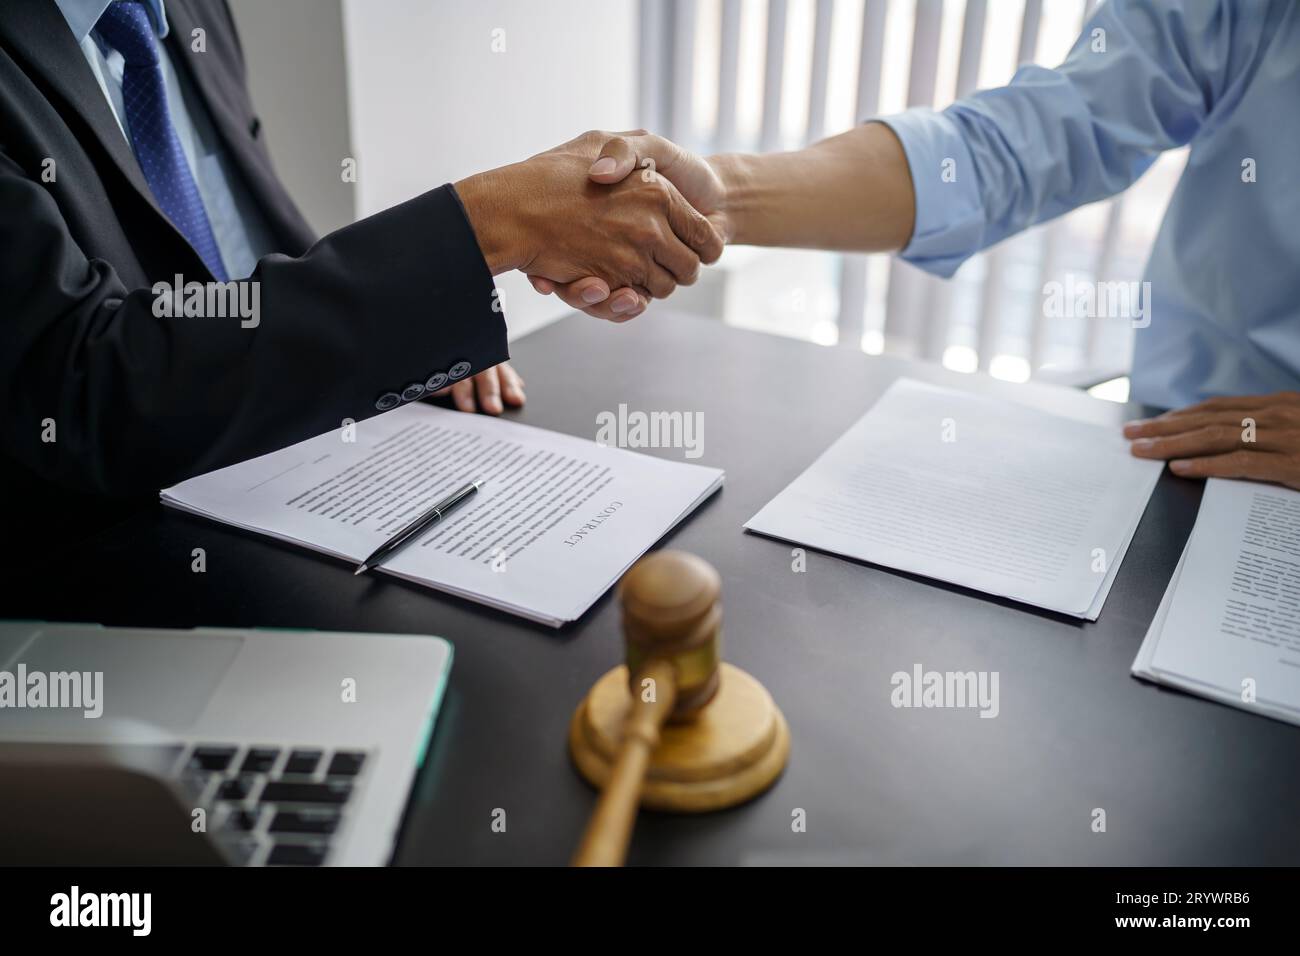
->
[734, 0, 767, 145]
[861, 329, 885, 355]
[691, 0, 721, 144]
[811, 320, 838, 346]
[779, 0, 815, 147]
[989, 354, 1031, 382]
[1087, 376, 1132, 403]
[942, 345, 979, 373]
[933, 0, 968, 106]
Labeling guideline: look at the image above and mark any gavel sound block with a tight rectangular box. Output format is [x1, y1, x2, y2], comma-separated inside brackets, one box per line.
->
[569, 550, 790, 866]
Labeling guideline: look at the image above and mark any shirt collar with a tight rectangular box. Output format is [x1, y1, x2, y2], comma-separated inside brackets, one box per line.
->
[54, 0, 170, 45]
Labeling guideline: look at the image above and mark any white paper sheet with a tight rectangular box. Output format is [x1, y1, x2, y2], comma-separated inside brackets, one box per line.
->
[1133, 479, 1300, 726]
[162, 404, 723, 626]
[745, 378, 1162, 618]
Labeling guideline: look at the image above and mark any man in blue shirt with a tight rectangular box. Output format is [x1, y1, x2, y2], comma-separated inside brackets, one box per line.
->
[541, 0, 1300, 490]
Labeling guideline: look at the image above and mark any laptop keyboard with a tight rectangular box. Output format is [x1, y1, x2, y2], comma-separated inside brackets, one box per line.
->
[174, 743, 370, 866]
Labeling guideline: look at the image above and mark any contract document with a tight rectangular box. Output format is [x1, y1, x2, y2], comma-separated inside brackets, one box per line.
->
[162, 404, 723, 626]
[1133, 478, 1300, 726]
[745, 378, 1161, 618]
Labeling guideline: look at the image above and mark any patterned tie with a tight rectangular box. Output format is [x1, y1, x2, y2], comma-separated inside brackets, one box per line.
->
[95, 0, 229, 280]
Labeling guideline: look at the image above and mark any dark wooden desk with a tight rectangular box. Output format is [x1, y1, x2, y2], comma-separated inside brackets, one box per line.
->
[9, 311, 1298, 865]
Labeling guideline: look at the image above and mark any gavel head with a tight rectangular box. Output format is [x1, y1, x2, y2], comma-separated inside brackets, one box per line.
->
[619, 550, 722, 722]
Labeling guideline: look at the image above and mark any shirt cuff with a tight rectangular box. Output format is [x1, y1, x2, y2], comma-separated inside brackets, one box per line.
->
[873, 108, 985, 278]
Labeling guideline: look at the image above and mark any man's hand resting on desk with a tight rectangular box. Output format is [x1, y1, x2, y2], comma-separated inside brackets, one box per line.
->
[455, 130, 724, 322]
[1125, 391, 1300, 490]
[430, 361, 525, 415]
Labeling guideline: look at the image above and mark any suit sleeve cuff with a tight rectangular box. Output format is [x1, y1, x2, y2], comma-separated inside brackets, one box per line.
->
[872, 109, 985, 278]
[277, 182, 511, 419]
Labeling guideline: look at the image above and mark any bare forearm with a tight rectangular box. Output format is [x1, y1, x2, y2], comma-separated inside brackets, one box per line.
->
[711, 122, 915, 252]
[455, 165, 528, 275]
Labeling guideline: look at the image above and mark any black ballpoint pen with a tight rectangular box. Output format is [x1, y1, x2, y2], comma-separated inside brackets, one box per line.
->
[353, 480, 481, 575]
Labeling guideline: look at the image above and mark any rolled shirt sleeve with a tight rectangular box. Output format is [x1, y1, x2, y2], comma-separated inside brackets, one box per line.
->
[873, 109, 983, 278]
[871, 0, 1238, 278]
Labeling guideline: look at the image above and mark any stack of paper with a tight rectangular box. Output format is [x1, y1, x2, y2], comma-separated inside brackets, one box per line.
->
[162, 404, 723, 627]
[745, 378, 1162, 618]
[1133, 478, 1300, 726]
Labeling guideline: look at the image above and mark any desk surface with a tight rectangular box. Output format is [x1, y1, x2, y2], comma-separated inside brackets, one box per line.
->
[10, 311, 1298, 865]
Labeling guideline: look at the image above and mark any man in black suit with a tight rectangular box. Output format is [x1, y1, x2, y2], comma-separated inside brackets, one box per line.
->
[0, 0, 721, 559]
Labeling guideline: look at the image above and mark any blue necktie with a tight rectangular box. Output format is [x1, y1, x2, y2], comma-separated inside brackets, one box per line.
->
[95, 1, 229, 281]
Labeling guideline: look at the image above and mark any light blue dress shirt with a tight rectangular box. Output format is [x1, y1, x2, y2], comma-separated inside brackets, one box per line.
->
[881, 0, 1300, 409]
[54, 0, 275, 279]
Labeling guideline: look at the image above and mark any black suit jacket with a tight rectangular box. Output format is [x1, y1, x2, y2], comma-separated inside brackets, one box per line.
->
[0, 0, 508, 564]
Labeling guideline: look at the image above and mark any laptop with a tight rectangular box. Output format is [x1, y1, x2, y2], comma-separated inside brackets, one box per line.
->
[0, 622, 452, 866]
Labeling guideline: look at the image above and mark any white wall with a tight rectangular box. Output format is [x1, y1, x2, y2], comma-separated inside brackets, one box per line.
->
[227, 0, 355, 236]
[340, 0, 640, 338]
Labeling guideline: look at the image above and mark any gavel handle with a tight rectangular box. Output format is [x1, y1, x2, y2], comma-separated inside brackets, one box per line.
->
[571, 659, 678, 867]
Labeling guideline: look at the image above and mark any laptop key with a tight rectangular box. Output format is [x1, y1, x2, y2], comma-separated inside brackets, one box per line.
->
[241, 747, 281, 774]
[189, 745, 237, 772]
[217, 776, 255, 801]
[222, 836, 261, 866]
[284, 749, 322, 775]
[270, 808, 341, 834]
[327, 752, 366, 777]
[268, 842, 329, 866]
[260, 780, 352, 805]
[224, 807, 261, 832]
[178, 770, 214, 800]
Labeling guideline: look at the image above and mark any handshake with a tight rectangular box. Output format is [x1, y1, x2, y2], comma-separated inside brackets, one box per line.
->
[448, 122, 913, 410]
[455, 130, 731, 322]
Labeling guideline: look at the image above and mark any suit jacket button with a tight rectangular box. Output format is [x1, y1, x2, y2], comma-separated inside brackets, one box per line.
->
[401, 382, 426, 402]
[448, 360, 471, 381]
[375, 392, 401, 411]
[425, 371, 449, 392]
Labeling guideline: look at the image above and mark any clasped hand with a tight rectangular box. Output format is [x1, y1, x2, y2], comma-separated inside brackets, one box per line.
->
[456, 129, 724, 322]
[445, 130, 719, 414]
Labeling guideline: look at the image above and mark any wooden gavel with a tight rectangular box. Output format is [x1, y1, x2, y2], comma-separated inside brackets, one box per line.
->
[569, 550, 789, 866]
